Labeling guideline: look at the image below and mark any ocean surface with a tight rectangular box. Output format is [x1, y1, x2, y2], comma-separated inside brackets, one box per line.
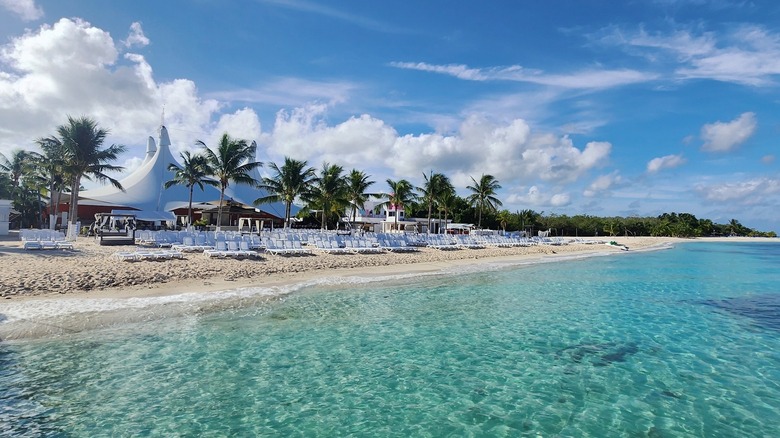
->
[2, 241, 780, 437]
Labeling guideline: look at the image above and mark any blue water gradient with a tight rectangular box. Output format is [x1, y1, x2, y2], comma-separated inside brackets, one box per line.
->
[2, 241, 780, 436]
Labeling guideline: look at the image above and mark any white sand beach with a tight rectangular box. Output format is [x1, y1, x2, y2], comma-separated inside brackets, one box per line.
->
[0, 234, 682, 300]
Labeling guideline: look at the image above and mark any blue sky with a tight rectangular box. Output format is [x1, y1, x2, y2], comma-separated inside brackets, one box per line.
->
[1, 0, 779, 231]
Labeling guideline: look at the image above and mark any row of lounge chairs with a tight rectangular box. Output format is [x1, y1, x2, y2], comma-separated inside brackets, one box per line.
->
[204, 240, 262, 258]
[20, 229, 74, 250]
[111, 249, 184, 261]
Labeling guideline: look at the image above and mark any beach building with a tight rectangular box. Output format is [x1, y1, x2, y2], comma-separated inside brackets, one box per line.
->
[54, 125, 292, 230]
[343, 199, 453, 233]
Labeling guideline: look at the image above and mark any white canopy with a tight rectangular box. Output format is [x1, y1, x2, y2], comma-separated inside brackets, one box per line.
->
[80, 125, 293, 218]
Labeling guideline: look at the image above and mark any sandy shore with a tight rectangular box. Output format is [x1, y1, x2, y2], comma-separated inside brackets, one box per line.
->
[0, 234, 676, 300]
[1, 233, 776, 340]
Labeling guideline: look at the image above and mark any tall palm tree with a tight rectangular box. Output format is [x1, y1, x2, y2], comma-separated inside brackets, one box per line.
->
[418, 172, 452, 233]
[255, 157, 316, 229]
[0, 172, 12, 199]
[437, 187, 457, 234]
[466, 174, 502, 228]
[165, 151, 217, 226]
[32, 138, 70, 229]
[383, 178, 416, 230]
[0, 149, 32, 189]
[46, 116, 126, 230]
[0, 149, 40, 226]
[198, 133, 261, 229]
[305, 162, 347, 230]
[345, 169, 377, 228]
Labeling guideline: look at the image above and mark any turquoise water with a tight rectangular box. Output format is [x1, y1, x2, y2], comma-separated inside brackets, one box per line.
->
[2, 242, 780, 436]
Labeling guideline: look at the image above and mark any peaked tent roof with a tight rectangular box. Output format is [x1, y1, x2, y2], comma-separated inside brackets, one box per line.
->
[79, 126, 292, 218]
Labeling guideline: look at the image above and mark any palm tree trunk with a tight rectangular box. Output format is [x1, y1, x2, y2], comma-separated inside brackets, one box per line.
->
[217, 189, 225, 231]
[427, 202, 432, 234]
[285, 202, 291, 229]
[188, 185, 194, 226]
[69, 175, 80, 226]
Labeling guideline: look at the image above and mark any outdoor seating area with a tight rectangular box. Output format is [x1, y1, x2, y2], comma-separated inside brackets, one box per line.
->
[111, 249, 184, 261]
[40, 227, 611, 263]
[20, 229, 74, 250]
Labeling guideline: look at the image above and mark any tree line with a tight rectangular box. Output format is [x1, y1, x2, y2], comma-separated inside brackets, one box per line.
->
[1, 116, 775, 237]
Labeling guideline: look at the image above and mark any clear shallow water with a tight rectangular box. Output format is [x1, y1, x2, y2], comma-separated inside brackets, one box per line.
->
[2, 242, 780, 437]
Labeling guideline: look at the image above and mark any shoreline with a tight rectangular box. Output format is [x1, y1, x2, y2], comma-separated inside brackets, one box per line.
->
[0, 235, 775, 340]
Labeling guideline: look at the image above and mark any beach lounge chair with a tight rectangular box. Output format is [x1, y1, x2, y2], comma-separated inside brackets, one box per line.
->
[238, 240, 260, 258]
[204, 241, 229, 257]
[112, 251, 140, 262]
[23, 241, 42, 250]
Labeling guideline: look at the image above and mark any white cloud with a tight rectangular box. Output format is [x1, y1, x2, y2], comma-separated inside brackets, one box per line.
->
[0, 18, 248, 161]
[700, 112, 756, 152]
[208, 108, 264, 148]
[605, 24, 780, 86]
[269, 104, 396, 168]
[505, 185, 571, 208]
[695, 177, 780, 205]
[0, 0, 43, 21]
[207, 77, 357, 108]
[646, 154, 686, 173]
[583, 171, 623, 197]
[123, 22, 149, 48]
[263, 106, 610, 197]
[389, 61, 655, 89]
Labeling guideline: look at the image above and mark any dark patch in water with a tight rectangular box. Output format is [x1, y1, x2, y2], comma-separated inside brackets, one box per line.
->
[556, 342, 639, 366]
[699, 294, 780, 331]
[661, 390, 682, 399]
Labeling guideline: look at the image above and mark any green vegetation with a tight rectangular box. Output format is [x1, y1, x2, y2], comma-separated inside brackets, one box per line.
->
[255, 157, 317, 229]
[165, 151, 218, 226]
[198, 134, 262, 229]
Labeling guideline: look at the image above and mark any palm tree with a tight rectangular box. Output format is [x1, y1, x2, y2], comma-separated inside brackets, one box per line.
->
[383, 178, 416, 230]
[0, 172, 12, 199]
[418, 172, 453, 234]
[305, 162, 347, 230]
[46, 116, 126, 231]
[0, 149, 32, 189]
[255, 157, 317, 229]
[31, 138, 70, 229]
[345, 169, 377, 228]
[198, 133, 261, 230]
[437, 188, 457, 234]
[0, 149, 41, 226]
[466, 174, 502, 228]
[165, 151, 217, 226]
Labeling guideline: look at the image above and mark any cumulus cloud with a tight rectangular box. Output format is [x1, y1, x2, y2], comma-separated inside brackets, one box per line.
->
[646, 153, 686, 173]
[0, 0, 43, 21]
[269, 104, 396, 168]
[262, 106, 611, 197]
[123, 22, 149, 48]
[0, 18, 250, 160]
[583, 171, 623, 197]
[700, 112, 756, 152]
[695, 177, 780, 205]
[505, 185, 571, 208]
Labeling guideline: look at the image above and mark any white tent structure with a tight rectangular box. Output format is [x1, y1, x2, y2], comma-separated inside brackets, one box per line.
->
[79, 125, 291, 222]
